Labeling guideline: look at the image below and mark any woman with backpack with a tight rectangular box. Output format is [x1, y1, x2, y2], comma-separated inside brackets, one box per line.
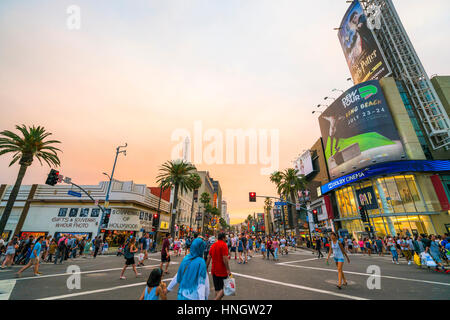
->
[120, 237, 141, 280]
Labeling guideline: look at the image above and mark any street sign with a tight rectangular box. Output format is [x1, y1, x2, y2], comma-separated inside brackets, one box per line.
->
[275, 202, 287, 206]
[63, 177, 72, 184]
[68, 190, 82, 197]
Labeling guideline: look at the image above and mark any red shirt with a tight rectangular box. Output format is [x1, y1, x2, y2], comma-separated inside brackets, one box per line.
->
[209, 240, 229, 277]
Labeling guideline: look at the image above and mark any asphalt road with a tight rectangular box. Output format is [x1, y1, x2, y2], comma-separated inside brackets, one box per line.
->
[0, 248, 449, 300]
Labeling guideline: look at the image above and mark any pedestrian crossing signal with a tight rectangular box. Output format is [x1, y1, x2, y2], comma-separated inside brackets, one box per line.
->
[249, 192, 256, 202]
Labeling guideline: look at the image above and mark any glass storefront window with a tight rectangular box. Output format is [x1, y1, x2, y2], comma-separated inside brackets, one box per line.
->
[336, 189, 347, 218]
[371, 217, 388, 237]
[394, 176, 417, 213]
[405, 175, 426, 212]
[383, 177, 405, 213]
[418, 215, 436, 235]
[347, 187, 358, 217]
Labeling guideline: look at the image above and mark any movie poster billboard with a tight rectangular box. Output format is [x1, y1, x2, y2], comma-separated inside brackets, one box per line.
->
[318, 80, 405, 179]
[338, 0, 391, 84]
[294, 151, 314, 177]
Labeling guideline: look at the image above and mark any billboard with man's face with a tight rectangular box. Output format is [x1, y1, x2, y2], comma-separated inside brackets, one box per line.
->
[318, 80, 405, 179]
[338, 0, 391, 84]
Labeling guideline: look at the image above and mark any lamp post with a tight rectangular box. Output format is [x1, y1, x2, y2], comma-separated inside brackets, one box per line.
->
[98, 143, 127, 237]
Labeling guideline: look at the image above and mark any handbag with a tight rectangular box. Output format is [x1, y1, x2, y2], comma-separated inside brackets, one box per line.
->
[224, 275, 236, 296]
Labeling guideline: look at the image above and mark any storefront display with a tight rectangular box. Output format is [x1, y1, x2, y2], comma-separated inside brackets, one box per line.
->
[334, 173, 440, 238]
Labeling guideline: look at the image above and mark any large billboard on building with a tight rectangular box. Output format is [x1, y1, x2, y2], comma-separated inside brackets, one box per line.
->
[338, 0, 391, 84]
[294, 151, 314, 177]
[318, 80, 405, 179]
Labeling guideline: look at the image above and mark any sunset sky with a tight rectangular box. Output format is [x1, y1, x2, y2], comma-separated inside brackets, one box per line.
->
[1, 0, 449, 225]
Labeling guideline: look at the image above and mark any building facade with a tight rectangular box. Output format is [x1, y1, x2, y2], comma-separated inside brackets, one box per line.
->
[0, 180, 171, 245]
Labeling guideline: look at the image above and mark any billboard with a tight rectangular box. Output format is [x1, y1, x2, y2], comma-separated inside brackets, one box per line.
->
[318, 80, 405, 179]
[294, 151, 314, 177]
[338, 0, 391, 84]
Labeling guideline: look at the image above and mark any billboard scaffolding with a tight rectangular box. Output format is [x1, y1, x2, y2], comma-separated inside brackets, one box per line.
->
[361, 0, 450, 150]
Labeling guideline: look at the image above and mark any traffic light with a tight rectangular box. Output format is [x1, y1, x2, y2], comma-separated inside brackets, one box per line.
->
[359, 206, 368, 222]
[152, 213, 160, 227]
[102, 209, 111, 227]
[249, 192, 256, 202]
[312, 209, 319, 223]
[45, 169, 59, 186]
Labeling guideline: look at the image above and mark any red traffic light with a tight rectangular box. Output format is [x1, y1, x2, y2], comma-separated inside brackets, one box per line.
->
[249, 192, 256, 202]
[153, 214, 158, 219]
[312, 209, 318, 214]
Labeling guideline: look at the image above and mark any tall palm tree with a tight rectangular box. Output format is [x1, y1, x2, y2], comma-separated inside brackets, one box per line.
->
[156, 159, 197, 237]
[0, 125, 61, 234]
[270, 168, 306, 236]
[188, 173, 202, 233]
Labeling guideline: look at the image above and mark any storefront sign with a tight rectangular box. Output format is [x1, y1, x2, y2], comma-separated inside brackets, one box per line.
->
[321, 160, 450, 194]
[355, 186, 379, 210]
[107, 209, 140, 231]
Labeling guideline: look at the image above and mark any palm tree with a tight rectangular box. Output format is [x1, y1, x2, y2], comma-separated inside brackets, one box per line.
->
[156, 160, 197, 237]
[0, 125, 61, 234]
[270, 168, 307, 237]
[188, 173, 202, 233]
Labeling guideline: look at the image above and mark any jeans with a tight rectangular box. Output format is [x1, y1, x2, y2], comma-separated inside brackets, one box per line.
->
[93, 246, 100, 258]
[267, 249, 275, 259]
[54, 247, 66, 264]
[274, 248, 279, 260]
[317, 248, 323, 258]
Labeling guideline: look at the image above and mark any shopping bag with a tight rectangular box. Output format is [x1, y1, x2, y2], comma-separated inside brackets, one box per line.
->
[420, 252, 437, 267]
[224, 275, 236, 296]
[413, 253, 421, 266]
[138, 253, 145, 262]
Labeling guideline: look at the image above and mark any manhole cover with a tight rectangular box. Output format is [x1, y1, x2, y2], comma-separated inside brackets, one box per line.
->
[325, 279, 356, 285]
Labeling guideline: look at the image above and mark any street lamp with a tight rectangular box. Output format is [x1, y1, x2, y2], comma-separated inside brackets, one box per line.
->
[105, 143, 127, 205]
[312, 111, 323, 114]
[98, 143, 127, 237]
[332, 88, 344, 93]
[324, 96, 335, 101]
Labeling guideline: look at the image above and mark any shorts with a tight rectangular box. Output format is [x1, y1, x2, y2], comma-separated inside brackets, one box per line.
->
[125, 257, 136, 265]
[230, 247, 236, 252]
[348, 245, 353, 250]
[334, 257, 344, 263]
[238, 248, 243, 253]
[30, 257, 40, 265]
[212, 274, 227, 291]
[161, 254, 171, 263]
[249, 246, 253, 250]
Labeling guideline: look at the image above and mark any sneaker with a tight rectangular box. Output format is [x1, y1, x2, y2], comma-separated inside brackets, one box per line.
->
[120, 276, 126, 280]
[136, 273, 142, 277]
[396, 262, 400, 265]
[408, 261, 412, 265]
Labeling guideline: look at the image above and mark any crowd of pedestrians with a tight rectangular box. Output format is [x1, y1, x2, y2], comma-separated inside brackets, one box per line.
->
[310, 233, 450, 271]
[0, 233, 110, 276]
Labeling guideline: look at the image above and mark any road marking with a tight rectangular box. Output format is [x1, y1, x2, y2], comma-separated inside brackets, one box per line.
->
[0, 279, 16, 300]
[277, 263, 450, 286]
[277, 258, 320, 264]
[231, 272, 367, 300]
[7, 264, 163, 282]
[39, 278, 174, 300]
